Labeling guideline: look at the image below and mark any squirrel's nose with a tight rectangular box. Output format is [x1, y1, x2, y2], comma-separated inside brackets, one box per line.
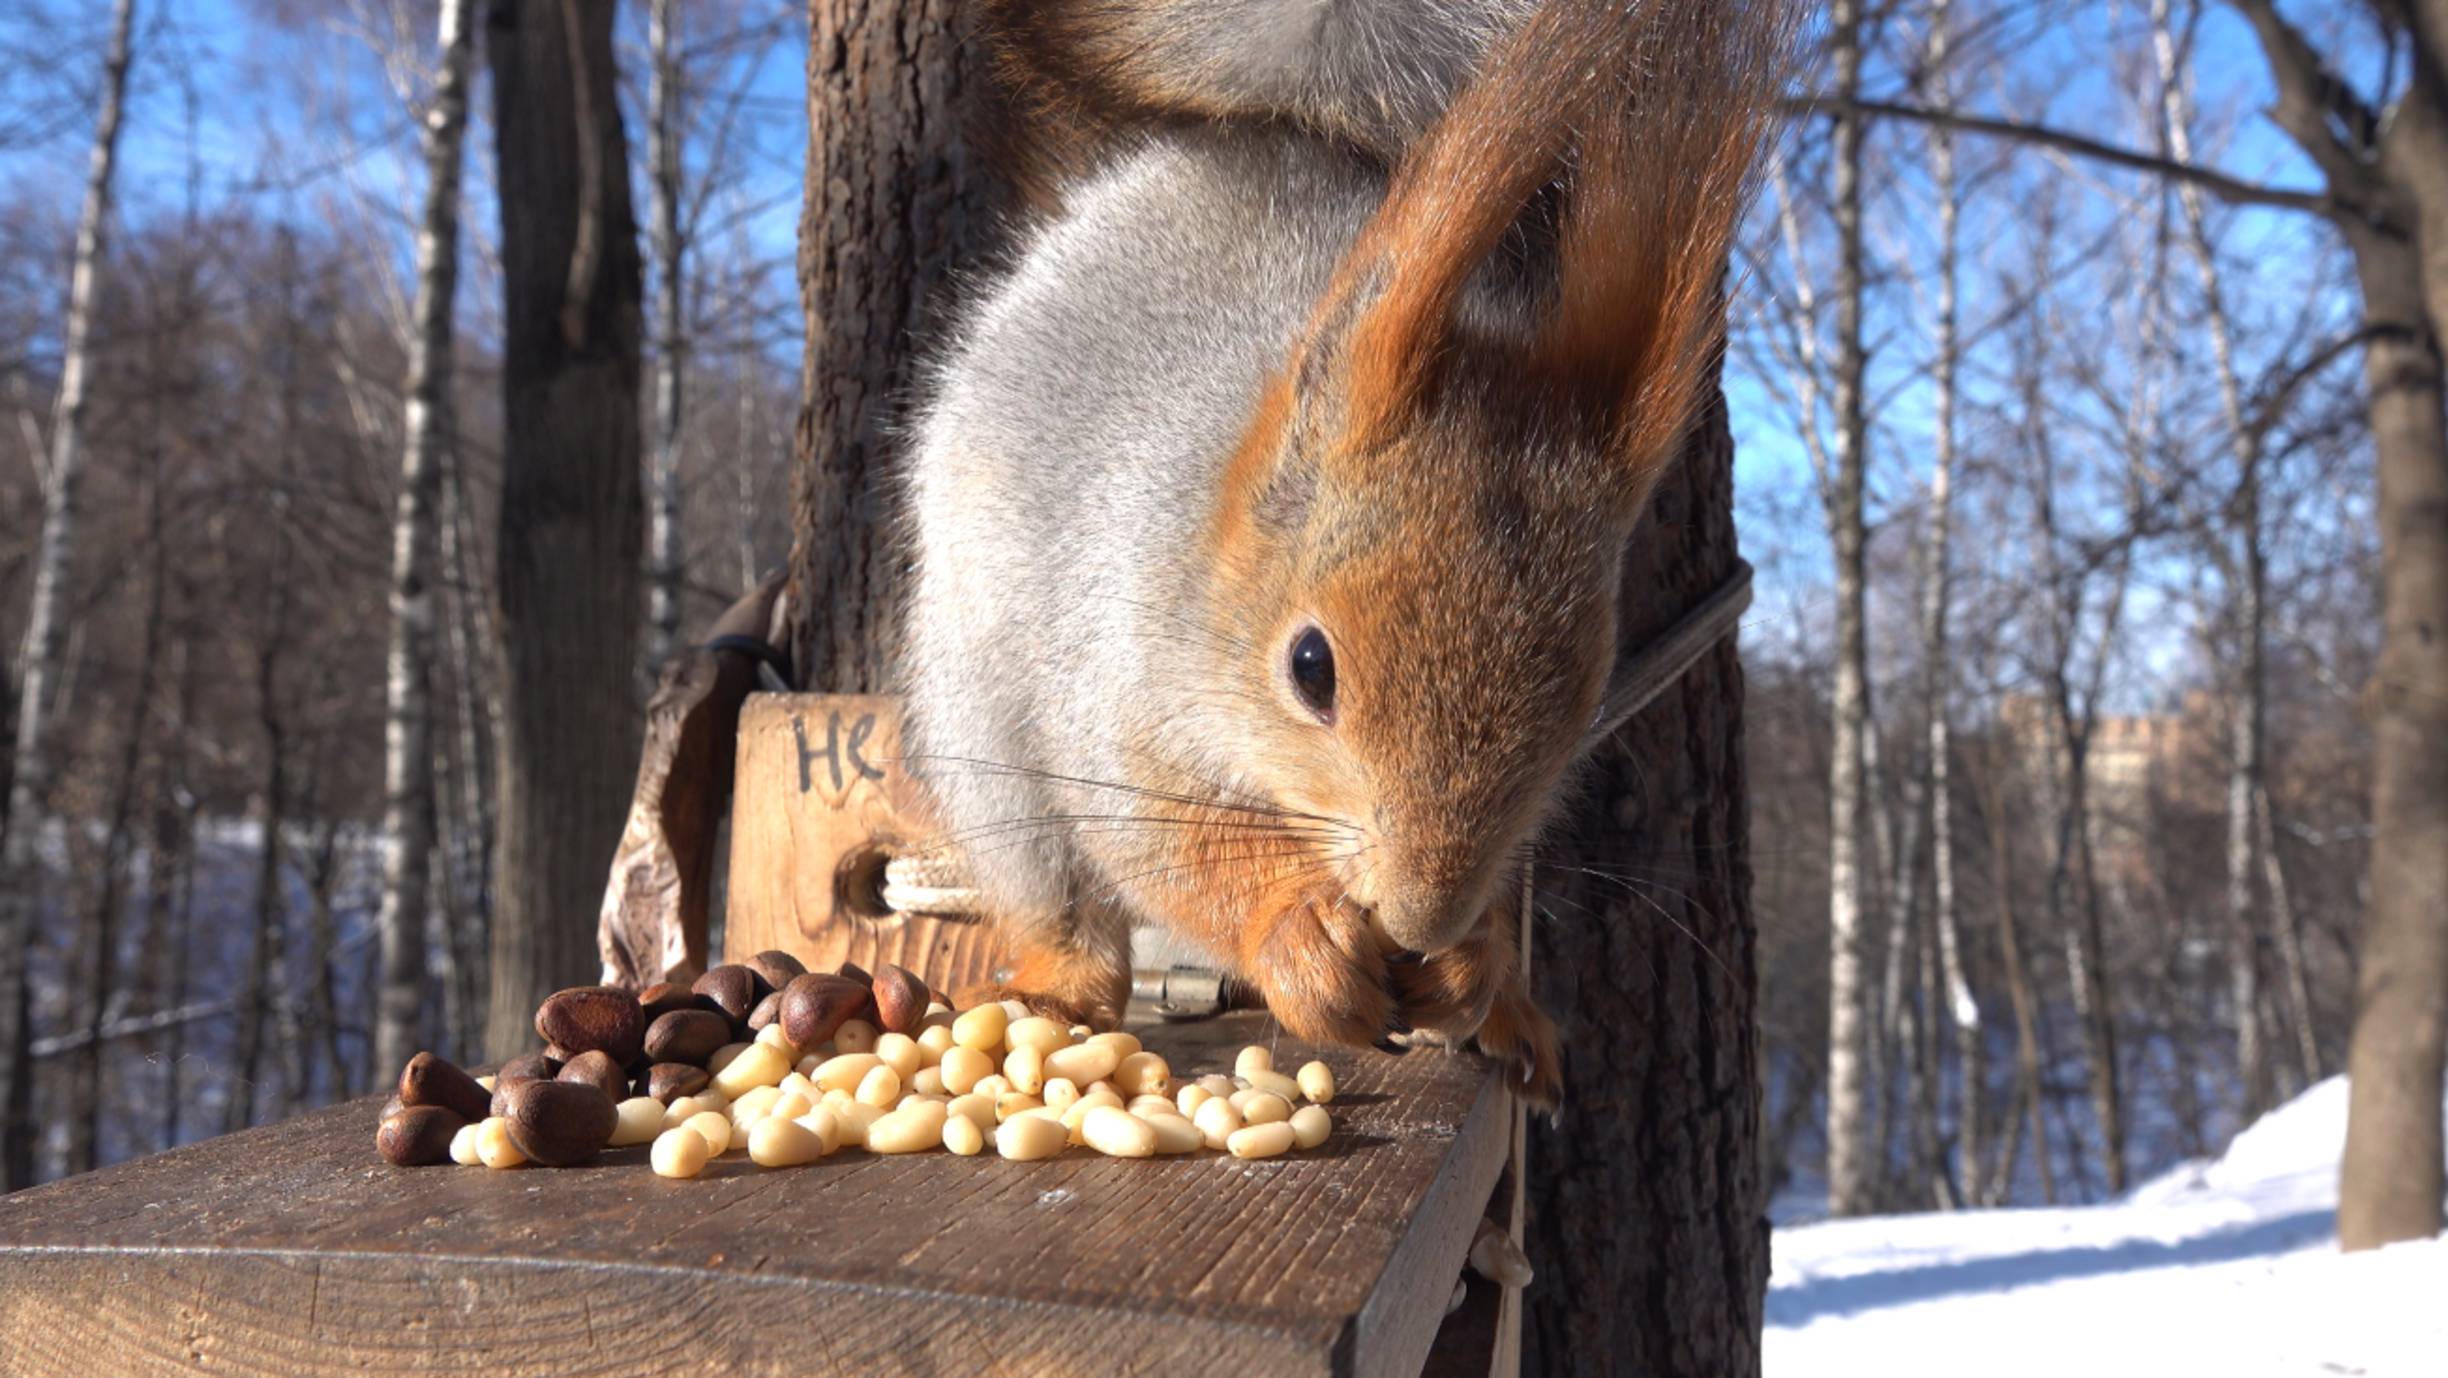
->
[1368, 887, 1478, 956]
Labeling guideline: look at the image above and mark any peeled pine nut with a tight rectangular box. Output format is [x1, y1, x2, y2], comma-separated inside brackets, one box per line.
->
[944, 1114, 987, 1156]
[1004, 1045, 1045, 1095]
[1240, 1092, 1292, 1126]
[1243, 1068, 1303, 1103]
[833, 1019, 878, 1055]
[1042, 1078, 1081, 1115]
[1193, 1096, 1242, 1149]
[997, 1112, 1067, 1161]
[866, 1100, 949, 1154]
[1004, 1017, 1071, 1057]
[1087, 1079, 1122, 1100]
[1127, 1094, 1176, 1117]
[911, 1066, 947, 1097]
[1062, 1091, 1126, 1144]
[711, 1042, 790, 1100]
[833, 1101, 884, 1148]
[476, 1116, 526, 1169]
[996, 1092, 1044, 1122]
[749, 1116, 829, 1167]
[476, 1074, 497, 1092]
[812, 1052, 883, 1093]
[875, 1033, 922, 1081]
[1296, 1061, 1335, 1104]
[1227, 1121, 1297, 1159]
[652, 1125, 711, 1178]
[916, 1024, 955, 1063]
[707, 1042, 752, 1075]
[856, 1064, 903, 1108]
[766, 1090, 813, 1125]
[755, 1022, 798, 1053]
[1140, 1112, 1203, 1155]
[952, 1004, 1007, 1052]
[939, 1046, 993, 1095]
[1113, 1052, 1171, 1096]
[996, 998, 1032, 1023]
[947, 1092, 997, 1135]
[1289, 1105, 1332, 1149]
[683, 1110, 734, 1155]
[662, 1094, 722, 1130]
[1197, 1074, 1234, 1098]
[730, 1085, 783, 1126]
[1085, 1031, 1143, 1059]
[449, 1121, 484, 1165]
[1080, 1106, 1157, 1158]
[610, 1096, 665, 1147]
[972, 1074, 1011, 1100]
[778, 1071, 819, 1102]
[1177, 1084, 1214, 1118]
[1235, 1045, 1273, 1078]
[1043, 1041, 1119, 1086]
[794, 1106, 842, 1154]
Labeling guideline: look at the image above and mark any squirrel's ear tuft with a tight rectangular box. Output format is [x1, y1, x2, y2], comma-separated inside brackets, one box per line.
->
[1535, 0, 1791, 506]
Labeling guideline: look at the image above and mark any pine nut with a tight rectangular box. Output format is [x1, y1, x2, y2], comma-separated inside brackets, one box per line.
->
[811, 1052, 883, 1092]
[952, 1004, 1007, 1052]
[707, 1042, 752, 1075]
[1005, 1016, 1072, 1057]
[1114, 1051, 1172, 1096]
[729, 1085, 783, 1126]
[1242, 1068, 1302, 1103]
[711, 1042, 790, 1100]
[448, 1121, 484, 1165]
[1088, 1079, 1121, 1099]
[1197, 1074, 1234, 1098]
[1235, 1045, 1272, 1077]
[1296, 1061, 1335, 1104]
[1140, 1112, 1204, 1155]
[475, 1074, 497, 1092]
[939, 1045, 993, 1095]
[911, 1066, 947, 1096]
[833, 1101, 884, 1147]
[754, 1022, 798, 1054]
[855, 1064, 902, 1108]
[1081, 1106, 1157, 1157]
[944, 1113, 986, 1156]
[766, 1090, 813, 1124]
[875, 1032, 922, 1081]
[996, 998, 1032, 1023]
[1289, 1105, 1332, 1149]
[833, 1019, 878, 1055]
[661, 1094, 721, 1130]
[916, 1024, 955, 1063]
[1177, 1084, 1214, 1118]
[1042, 1078, 1081, 1114]
[1227, 1122, 1297, 1159]
[996, 1092, 1044, 1122]
[1240, 1092, 1292, 1126]
[476, 1116, 526, 1169]
[1193, 1097, 1242, 1149]
[1004, 1044, 1045, 1094]
[972, 1074, 1011, 1100]
[793, 1107, 843, 1155]
[948, 1092, 997, 1135]
[1068, 1024, 1094, 1040]
[651, 1126, 710, 1178]
[1086, 1031, 1143, 1059]
[749, 1116, 828, 1167]
[866, 1099, 948, 1154]
[995, 1112, 1068, 1161]
[1127, 1094, 1177, 1117]
[610, 1096, 664, 1147]
[683, 1110, 733, 1155]
[1063, 1090, 1126, 1145]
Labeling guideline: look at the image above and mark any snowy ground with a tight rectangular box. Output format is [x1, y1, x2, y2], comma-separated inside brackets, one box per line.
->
[1768, 1078, 2448, 1377]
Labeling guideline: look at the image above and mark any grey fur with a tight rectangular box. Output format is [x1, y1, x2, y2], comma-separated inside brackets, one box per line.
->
[903, 5, 1524, 978]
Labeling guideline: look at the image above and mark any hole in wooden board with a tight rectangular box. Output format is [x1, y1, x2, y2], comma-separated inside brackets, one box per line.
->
[836, 844, 897, 923]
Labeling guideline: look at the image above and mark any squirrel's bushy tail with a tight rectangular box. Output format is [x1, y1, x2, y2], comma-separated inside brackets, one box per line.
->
[1332, 0, 1796, 480]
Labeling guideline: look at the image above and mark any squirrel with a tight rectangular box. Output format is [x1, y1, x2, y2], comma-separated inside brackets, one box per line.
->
[902, 0, 1790, 1104]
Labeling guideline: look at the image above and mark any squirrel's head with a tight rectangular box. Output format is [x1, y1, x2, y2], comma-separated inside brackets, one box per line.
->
[1195, 0, 1779, 956]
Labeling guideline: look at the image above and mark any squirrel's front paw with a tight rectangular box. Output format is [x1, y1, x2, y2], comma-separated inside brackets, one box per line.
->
[1386, 933, 1504, 1042]
[1473, 979, 1562, 1110]
[1250, 894, 1395, 1047]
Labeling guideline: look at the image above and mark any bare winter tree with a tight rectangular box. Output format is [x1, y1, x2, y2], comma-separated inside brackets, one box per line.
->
[642, 0, 685, 678]
[484, 0, 645, 1055]
[0, 0, 134, 1192]
[374, 0, 477, 1086]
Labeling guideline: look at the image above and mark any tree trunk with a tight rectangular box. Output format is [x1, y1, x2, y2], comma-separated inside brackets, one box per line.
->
[1821, 0, 1875, 1219]
[645, 0, 687, 677]
[788, 0, 999, 693]
[1522, 384, 1761, 1378]
[484, 0, 646, 1055]
[439, 447, 495, 1062]
[377, 0, 476, 1085]
[226, 629, 292, 1136]
[0, 0, 136, 1193]
[2257, 786, 2322, 1084]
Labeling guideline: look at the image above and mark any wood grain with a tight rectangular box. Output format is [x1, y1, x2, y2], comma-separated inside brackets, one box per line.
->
[724, 693, 1004, 993]
[0, 1012, 1505, 1377]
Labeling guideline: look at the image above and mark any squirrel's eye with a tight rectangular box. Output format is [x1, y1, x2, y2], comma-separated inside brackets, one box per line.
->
[1288, 625, 1335, 721]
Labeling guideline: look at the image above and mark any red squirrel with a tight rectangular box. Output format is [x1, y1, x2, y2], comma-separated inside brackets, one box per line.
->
[903, 0, 1790, 1104]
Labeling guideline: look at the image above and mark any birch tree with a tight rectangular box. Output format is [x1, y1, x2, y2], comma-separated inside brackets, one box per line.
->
[0, 0, 134, 1192]
[374, 0, 476, 1087]
[643, 0, 685, 677]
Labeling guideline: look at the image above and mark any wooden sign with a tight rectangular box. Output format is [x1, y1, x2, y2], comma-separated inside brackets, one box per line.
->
[724, 693, 1004, 995]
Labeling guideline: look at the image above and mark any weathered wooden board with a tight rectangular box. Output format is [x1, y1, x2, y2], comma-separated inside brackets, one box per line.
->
[724, 693, 1005, 993]
[0, 1013, 1508, 1377]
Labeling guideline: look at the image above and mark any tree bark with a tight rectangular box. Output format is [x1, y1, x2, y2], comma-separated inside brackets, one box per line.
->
[376, 0, 477, 1086]
[0, 0, 136, 1193]
[1522, 385, 1761, 1378]
[788, 0, 999, 693]
[645, 0, 686, 678]
[483, 0, 646, 1056]
[1820, 0, 1875, 1219]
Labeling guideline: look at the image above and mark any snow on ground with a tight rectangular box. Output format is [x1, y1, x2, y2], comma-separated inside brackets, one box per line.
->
[1768, 1077, 2448, 1376]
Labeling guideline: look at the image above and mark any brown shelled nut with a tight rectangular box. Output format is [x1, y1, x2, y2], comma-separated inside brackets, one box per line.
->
[643, 1062, 711, 1103]
[692, 964, 764, 1028]
[871, 963, 929, 1035]
[501, 1079, 618, 1167]
[743, 949, 808, 991]
[398, 1052, 492, 1123]
[534, 986, 646, 1067]
[637, 981, 703, 1023]
[642, 1008, 731, 1065]
[556, 1049, 629, 1102]
[377, 1105, 466, 1167]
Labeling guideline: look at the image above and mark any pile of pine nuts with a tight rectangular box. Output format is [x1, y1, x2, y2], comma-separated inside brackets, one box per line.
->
[375, 955, 1338, 1177]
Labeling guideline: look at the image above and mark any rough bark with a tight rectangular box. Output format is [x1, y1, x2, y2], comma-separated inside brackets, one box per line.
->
[645, 0, 686, 676]
[1522, 383, 1760, 1378]
[376, 0, 477, 1087]
[1820, 0, 1874, 1218]
[788, 0, 999, 693]
[483, 0, 646, 1056]
[0, 0, 136, 1193]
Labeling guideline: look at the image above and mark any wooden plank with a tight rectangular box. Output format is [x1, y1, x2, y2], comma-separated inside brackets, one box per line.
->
[0, 1013, 1507, 1377]
[722, 693, 1003, 993]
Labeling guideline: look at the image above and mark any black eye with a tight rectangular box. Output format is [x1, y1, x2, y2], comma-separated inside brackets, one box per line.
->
[1289, 625, 1335, 720]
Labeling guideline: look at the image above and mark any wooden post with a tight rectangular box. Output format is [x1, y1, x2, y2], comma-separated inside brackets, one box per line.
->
[723, 693, 1003, 993]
